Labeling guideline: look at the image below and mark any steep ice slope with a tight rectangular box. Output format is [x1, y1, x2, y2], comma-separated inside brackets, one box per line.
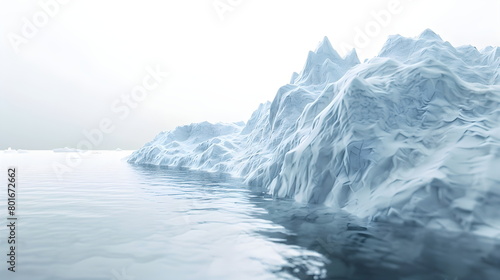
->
[129, 30, 500, 236]
[129, 36, 359, 176]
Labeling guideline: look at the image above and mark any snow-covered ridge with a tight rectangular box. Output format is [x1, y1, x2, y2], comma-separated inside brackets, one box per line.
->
[129, 30, 500, 236]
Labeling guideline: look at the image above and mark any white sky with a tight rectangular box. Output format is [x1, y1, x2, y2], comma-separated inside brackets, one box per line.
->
[1, 0, 499, 149]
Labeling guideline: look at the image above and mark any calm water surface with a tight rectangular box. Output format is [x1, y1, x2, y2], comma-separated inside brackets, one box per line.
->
[0, 151, 499, 280]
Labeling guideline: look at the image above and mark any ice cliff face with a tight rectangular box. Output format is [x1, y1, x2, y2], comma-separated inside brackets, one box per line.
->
[129, 30, 500, 236]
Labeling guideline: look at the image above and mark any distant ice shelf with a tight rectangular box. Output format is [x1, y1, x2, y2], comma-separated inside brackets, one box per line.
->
[53, 147, 82, 153]
[129, 29, 500, 237]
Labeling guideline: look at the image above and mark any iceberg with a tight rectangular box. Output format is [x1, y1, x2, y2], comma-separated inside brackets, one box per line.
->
[129, 30, 500, 236]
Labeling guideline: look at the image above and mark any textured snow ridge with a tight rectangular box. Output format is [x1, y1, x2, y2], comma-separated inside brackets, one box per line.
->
[129, 30, 500, 236]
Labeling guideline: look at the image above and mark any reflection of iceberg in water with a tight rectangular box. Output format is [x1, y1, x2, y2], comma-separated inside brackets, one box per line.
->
[130, 164, 500, 279]
[249, 196, 500, 280]
[129, 30, 500, 237]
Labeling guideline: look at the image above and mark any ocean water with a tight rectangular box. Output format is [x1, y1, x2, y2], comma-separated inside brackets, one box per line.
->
[1, 151, 499, 280]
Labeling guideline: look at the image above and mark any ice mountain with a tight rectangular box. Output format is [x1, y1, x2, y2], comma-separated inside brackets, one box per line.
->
[129, 30, 500, 236]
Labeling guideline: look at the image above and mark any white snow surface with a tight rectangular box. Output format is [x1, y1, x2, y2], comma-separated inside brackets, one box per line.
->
[129, 30, 500, 236]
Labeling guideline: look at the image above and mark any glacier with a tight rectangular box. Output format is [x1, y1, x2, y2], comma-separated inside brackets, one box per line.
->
[129, 29, 500, 237]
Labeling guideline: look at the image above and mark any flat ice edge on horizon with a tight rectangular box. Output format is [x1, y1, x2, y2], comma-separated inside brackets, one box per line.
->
[129, 29, 500, 237]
